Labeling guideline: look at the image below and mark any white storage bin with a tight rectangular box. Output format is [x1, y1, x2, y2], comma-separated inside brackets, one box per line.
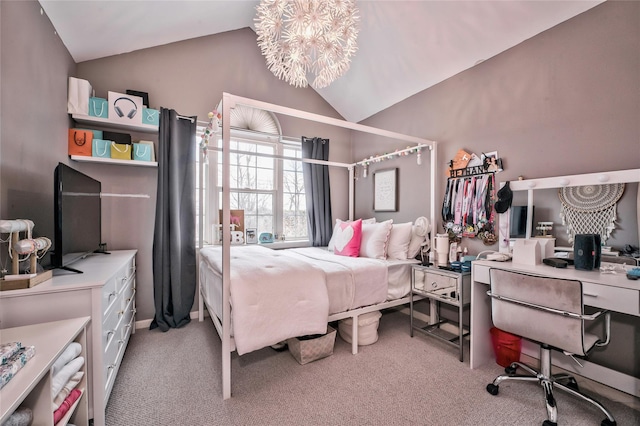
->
[338, 311, 382, 346]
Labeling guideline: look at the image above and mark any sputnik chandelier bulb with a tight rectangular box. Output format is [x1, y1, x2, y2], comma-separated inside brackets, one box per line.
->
[254, 0, 360, 89]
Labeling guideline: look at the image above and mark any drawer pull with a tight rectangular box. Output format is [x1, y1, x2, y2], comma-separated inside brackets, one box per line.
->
[107, 330, 115, 338]
[584, 292, 598, 298]
[107, 291, 117, 300]
[108, 364, 116, 371]
[431, 281, 438, 288]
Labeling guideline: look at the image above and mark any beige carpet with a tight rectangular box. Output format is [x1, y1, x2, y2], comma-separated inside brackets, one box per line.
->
[106, 309, 639, 425]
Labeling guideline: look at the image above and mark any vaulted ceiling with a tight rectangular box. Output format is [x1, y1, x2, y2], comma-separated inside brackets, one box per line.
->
[39, 0, 604, 122]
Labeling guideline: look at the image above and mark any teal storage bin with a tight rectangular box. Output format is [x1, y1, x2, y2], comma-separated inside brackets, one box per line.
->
[142, 108, 159, 126]
[133, 143, 152, 161]
[92, 139, 111, 158]
[89, 97, 108, 118]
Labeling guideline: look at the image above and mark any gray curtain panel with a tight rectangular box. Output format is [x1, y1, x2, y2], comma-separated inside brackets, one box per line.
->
[301, 137, 333, 246]
[151, 108, 197, 331]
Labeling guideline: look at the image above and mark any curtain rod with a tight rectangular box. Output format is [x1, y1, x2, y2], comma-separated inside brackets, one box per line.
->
[178, 115, 195, 123]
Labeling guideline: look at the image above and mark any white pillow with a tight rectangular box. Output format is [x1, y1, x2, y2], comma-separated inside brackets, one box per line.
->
[360, 220, 392, 259]
[387, 222, 413, 260]
[327, 218, 376, 251]
[407, 225, 427, 259]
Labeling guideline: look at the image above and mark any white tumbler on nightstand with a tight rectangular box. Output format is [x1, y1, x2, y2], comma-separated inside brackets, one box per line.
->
[435, 234, 450, 266]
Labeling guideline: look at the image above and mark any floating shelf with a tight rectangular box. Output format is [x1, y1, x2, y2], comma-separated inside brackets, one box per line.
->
[71, 114, 158, 133]
[70, 155, 157, 168]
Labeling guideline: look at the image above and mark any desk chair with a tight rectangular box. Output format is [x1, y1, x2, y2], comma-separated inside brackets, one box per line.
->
[485, 268, 616, 426]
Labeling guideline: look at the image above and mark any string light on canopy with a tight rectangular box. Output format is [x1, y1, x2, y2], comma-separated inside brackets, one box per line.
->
[254, 0, 360, 89]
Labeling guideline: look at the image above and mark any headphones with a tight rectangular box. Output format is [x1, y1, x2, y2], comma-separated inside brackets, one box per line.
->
[113, 97, 138, 119]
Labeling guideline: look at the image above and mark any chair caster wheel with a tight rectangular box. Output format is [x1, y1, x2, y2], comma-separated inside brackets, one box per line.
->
[486, 383, 499, 395]
[601, 419, 616, 426]
[505, 365, 517, 375]
[542, 421, 557, 426]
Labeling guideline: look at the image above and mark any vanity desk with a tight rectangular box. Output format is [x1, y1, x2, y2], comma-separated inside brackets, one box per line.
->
[471, 168, 640, 397]
[470, 259, 639, 396]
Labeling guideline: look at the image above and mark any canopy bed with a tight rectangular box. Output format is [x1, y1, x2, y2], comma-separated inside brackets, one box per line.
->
[197, 93, 438, 399]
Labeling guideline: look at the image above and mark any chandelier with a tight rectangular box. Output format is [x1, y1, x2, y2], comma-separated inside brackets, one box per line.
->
[254, 0, 360, 89]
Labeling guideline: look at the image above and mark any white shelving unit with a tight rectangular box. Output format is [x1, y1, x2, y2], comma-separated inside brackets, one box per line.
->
[0, 317, 90, 426]
[70, 114, 158, 167]
[72, 114, 158, 133]
[70, 155, 157, 167]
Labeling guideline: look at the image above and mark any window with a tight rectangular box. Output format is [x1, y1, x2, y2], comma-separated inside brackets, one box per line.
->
[197, 128, 307, 245]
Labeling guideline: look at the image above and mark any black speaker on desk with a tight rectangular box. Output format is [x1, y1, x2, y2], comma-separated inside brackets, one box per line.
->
[574, 234, 601, 270]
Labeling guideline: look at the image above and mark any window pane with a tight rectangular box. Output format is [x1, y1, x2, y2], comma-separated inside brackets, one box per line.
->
[256, 168, 274, 190]
[211, 134, 307, 242]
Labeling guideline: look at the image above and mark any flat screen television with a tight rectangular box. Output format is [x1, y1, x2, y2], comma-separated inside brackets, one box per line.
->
[52, 163, 103, 273]
[509, 205, 534, 239]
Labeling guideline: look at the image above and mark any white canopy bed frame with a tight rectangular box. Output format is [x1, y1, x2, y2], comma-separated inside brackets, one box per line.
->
[197, 93, 438, 399]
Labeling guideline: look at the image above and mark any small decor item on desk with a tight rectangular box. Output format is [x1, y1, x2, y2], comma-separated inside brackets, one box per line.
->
[91, 139, 111, 158]
[88, 97, 108, 118]
[142, 107, 160, 126]
[68, 129, 92, 156]
[110, 142, 131, 160]
[132, 143, 151, 161]
[108, 91, 143, 125]
[626, 268, 640, 280]
[102, 130, 131, 145]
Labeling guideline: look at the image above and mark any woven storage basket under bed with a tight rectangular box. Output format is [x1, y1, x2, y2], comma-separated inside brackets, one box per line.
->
[287, 326, 336, 365]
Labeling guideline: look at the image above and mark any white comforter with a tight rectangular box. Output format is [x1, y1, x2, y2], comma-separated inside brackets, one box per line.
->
[199, 245, 329, 355]
[285, 247, 389, 314]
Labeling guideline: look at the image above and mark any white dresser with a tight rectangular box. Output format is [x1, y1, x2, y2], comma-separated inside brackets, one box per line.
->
[0, 250, 137, 426]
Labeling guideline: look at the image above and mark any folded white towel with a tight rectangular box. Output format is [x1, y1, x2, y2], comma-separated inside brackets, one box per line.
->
[51, 342, 81, 377]
[53, 371, 84, 410]
[51, 356, 84, 400]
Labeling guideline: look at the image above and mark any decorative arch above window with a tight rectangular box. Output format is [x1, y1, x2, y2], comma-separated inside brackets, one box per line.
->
[215, 100, 282, 135]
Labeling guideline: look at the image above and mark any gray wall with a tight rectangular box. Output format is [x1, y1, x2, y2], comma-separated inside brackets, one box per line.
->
[354, 0, 640, 252]
[0, 2, 76, 264]
[353, 1, 639, 377]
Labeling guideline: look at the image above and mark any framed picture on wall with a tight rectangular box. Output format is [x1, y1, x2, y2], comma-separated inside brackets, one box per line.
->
[374, 168, 398, 212]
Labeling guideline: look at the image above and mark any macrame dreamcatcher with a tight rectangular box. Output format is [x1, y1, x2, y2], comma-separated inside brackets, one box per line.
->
[558, 183, 625, 244]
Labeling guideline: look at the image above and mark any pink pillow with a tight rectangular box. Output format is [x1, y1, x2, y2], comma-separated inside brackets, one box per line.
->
[333, 219, 362, 257]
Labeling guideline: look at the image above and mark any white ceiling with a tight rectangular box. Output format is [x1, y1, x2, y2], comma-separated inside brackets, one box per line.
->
[39, 0, 604, 123]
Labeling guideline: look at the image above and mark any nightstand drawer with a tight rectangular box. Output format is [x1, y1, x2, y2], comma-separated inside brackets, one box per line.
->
[415, 271, 457, 292]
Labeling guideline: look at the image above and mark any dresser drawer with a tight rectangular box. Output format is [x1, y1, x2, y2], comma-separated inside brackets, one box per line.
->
[583, 282, 640, 316]
[103, 335, 120, 392]
[115, 259, 136, 292]
[103, 306, 120, 352]
[101, 277, 118, 319]
[121, 297, 136, 341]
